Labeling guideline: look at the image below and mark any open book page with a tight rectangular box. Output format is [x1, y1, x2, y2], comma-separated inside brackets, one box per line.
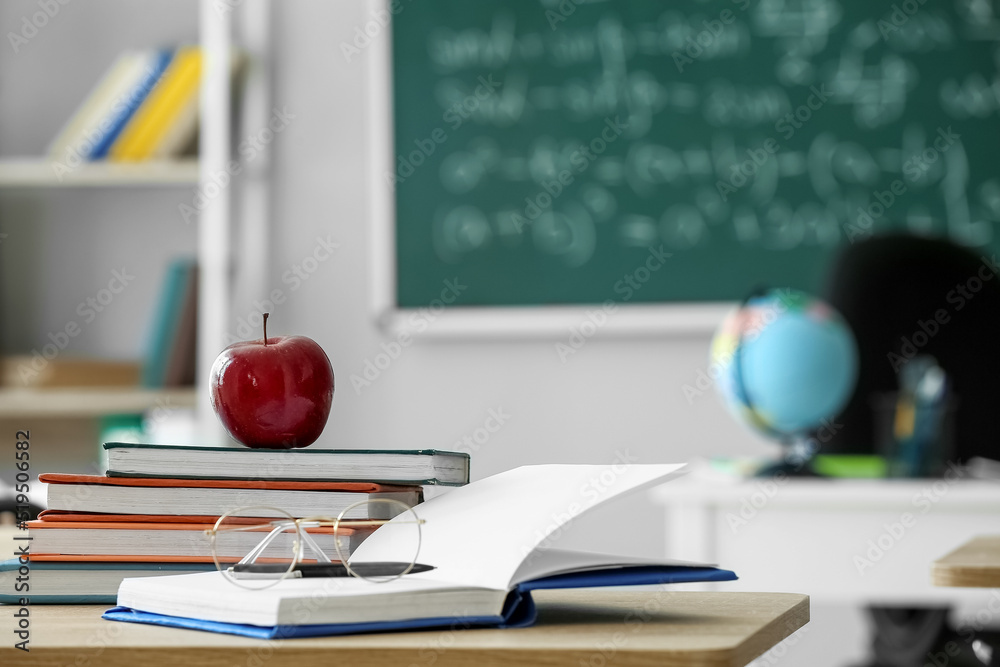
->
[509, 547, 714, 586]
[116, 569, 507, 626]
[349, 464, 687, 590]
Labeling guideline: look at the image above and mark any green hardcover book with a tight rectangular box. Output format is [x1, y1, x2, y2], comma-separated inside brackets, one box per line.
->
[141, 259, 195, 387]
[103, 443, 470, 486]
[0, 559, 214, 604]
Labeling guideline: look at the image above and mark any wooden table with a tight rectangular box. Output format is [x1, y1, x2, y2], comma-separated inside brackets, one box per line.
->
[0, 591, 808, 667]
[933, 535, 1000, 588]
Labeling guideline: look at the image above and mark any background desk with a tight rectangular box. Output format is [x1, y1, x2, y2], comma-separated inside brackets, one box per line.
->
[654, 477, 1000, 606]
[0, 591, 808, 667]
[934, 535, 1000, 588]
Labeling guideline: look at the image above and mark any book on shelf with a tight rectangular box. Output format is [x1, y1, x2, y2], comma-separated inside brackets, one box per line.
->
[108, 464, 739, 638]
[142, 259, 197, 388]
[48, 46, 243, 165]
[41, 474, 422, 518]
[103, 443, 471, 486]
[109, 46, 202, 162]
[48, 50, 171, 163]
[164, 264, 198, 387]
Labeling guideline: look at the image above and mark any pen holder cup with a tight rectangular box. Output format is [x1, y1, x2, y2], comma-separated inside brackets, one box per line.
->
[871, 392, 958, 478]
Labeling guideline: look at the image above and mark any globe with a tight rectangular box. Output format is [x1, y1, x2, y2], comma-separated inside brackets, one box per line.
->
[711, 289, 859, 440]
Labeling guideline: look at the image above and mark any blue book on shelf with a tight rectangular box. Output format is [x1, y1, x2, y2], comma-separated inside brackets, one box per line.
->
[103, 464, 740, 638]
[87, 49, 172, 160]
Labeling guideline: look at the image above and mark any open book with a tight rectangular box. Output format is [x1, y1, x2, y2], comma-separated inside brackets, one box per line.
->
[105, 464, 736, 638]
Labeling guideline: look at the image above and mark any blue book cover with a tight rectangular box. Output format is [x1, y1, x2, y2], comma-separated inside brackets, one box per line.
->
[87, 49, 172, 160]
[103, 565, 737, 638]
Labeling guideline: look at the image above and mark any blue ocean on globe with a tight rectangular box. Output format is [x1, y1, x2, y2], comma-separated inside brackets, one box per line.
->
[711, 289, 859, 438]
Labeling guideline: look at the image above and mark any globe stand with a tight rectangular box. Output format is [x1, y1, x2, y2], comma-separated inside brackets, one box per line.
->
[754, 433, 823, 478]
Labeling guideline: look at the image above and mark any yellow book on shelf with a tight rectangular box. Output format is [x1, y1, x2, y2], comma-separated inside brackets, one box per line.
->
[48, 51, 147, 160]
[109, 47, 202, 162]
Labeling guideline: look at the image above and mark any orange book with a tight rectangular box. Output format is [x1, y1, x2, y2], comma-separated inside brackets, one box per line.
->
[39, 473, 415, 492]
[38, 510, 253, 523]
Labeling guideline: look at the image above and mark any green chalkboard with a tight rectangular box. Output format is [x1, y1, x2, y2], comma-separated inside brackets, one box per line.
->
[392, 0, 1000, 308]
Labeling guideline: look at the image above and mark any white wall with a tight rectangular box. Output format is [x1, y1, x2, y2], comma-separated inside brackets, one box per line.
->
[0, 0, 200, 358]
[260, 0, 776, 556]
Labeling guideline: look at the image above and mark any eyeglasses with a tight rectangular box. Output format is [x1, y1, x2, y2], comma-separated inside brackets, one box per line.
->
[204, 498, 426, 590]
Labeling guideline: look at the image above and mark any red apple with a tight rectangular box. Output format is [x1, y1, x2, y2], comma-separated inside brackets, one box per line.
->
[209, 313, 334, 449]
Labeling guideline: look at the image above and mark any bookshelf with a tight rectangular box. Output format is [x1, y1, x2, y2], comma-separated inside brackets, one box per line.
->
[0, 0, 271, 437]
[0, 387, 196, 419]
[0, 158, 199, 188]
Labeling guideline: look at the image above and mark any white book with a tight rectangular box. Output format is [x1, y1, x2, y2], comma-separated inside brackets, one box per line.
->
[103, 443, 470, 486]
[110, 464, 738, 637]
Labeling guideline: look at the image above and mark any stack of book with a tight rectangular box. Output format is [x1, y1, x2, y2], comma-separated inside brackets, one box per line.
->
[49, 47, 242, 165]
[1, 443, 469, 603]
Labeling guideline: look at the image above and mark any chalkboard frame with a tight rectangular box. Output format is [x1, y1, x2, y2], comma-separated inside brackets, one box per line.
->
[368, 0, 732, 337]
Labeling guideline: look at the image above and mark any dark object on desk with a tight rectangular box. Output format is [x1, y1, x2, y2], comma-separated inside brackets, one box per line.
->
[231, 561, 435, 578]
[872, 356, 957, 477]
[854, 607, 997, 667]
[822, 233, 1000, 466]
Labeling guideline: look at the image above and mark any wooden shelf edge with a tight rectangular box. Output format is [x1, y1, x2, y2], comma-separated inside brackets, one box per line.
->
[0, 158, 199, 187]
[0, 387, 197, 419]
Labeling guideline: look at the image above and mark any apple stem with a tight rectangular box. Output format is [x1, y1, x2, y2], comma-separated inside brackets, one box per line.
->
[263, 312, 269, 347]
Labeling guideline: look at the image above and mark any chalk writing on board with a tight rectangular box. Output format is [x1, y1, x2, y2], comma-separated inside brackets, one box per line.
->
[394, 0, 1000, 305]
